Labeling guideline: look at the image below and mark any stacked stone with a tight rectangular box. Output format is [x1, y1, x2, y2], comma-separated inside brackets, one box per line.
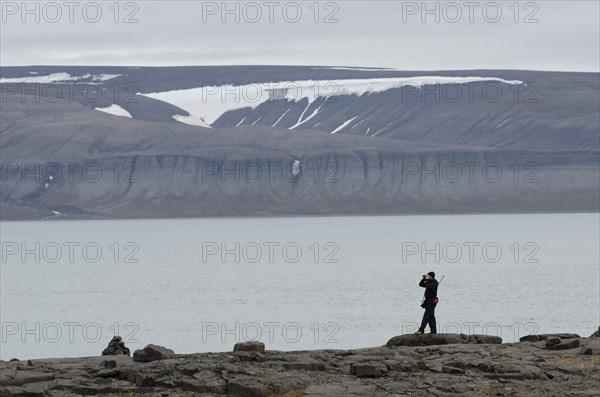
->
[101, 336, 130, 356]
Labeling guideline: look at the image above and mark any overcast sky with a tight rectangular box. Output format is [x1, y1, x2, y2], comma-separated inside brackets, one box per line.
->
[1, 1, 598, 71]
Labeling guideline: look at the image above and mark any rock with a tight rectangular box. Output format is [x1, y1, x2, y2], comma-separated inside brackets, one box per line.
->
[0, 329, 595, 396]
[8, 359, 18, 362]
[233, 351, 268, 362]
[442, 365, 465, 374]
[350, 362, 388, 377]
[20, 382, 48, 397]
[486, 364, 547, 380]
[546, 339, 580, 350]
[133, 344, 175, 362]
[545, 337, 562, 347]
[282, 359, 327, 371]
[101, 336, 130, 356]
[383, 357, 424, 372]
[590, 327, 600, 338]
[11, 371, 54, 386]
[26, 360, 33, 367]
[96, 369, 119, 378]
[520, 333, 582, 342]
[227, 377, 272, 397]
[386, 333, 501, 347]
[190, 371, 227, 394]
[101, 360, 117, 369]
[71, 384, 115, 395]
[135, 373, 157, 387]
[233, 341, 265, 353]
[520, 334, 541, 342]
[580, 347, 593, 355]
[470, 334, 503, 344]
[304, 382, 377, 396]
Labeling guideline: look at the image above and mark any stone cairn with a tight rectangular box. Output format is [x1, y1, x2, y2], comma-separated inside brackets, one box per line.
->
[101, 336, 130, 356]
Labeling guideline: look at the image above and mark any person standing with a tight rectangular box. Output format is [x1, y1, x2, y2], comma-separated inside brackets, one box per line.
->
[415, 271, 438, 335]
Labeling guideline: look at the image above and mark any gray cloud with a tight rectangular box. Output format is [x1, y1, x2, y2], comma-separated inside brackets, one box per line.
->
[1, 1, 598, 71]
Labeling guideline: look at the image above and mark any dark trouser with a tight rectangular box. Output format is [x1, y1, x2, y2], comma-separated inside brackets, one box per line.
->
[419, 303, 437, 333]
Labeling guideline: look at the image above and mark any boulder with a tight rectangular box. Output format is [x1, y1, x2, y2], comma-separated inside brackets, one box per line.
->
[546, 339, 580, 351]
[386, 333, 501, 347]
[520, 333, 581, 342]
[133, 344, 175, 362]
[233, 341, 265, 353]
[590, 327, 600, 338]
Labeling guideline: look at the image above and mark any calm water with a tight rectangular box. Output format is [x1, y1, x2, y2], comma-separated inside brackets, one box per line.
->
[1, 213, 598, 359]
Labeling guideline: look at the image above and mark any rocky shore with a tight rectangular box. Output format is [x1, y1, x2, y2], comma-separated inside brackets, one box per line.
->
[1, 330, 598, 397]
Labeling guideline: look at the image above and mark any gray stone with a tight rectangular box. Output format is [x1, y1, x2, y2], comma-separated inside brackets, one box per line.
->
[545, 337, 562, 347]
[546, 339, 580, 350]
[233, 341, 265, 353]
[538, 333, 580, 340]
[580, 347, 593, 355]
[350, 362, 388, 377]
[11, 371, 54, 386]
[227, 377, 272, 397]
[386, 333, 501, 347]
[304, 382, 377, 396]
[520, 334, 541, 342]
[101, 360, 117, 369]
[382, 357, 424, 372]
[283, 359, 327, 371]
[133, 344, 175, 362]
[442, 365, 465, 374]
[233, 351, 268, 362]
[135, 373, 157, 387]
[71, 384, 115, 395]
[96, 368, 119, 378]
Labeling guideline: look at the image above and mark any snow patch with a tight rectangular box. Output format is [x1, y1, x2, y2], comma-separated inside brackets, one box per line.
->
[140, 76, 523, 128]
[95, 104, 132, 118]
[331, 117, 358, 134]
[173, 114, 212, 128]
[1, 73, 121, 84]
[236, 116, 248, 127]
[273, 107, 292, 127]
[496, 118, 511, 129]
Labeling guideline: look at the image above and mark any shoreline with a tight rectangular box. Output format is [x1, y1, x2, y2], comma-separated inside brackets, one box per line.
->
[2, 331, 598, 397]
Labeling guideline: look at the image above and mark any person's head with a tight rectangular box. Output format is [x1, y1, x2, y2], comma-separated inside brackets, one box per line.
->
[427, 271, 436, 280]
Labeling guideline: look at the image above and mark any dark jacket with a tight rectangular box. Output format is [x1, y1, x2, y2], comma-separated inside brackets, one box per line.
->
[419, 278, 438, 301]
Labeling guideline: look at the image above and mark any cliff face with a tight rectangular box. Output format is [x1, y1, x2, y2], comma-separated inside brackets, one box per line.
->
[3, 149, 598, 218]
[1, 67, 598, 219]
